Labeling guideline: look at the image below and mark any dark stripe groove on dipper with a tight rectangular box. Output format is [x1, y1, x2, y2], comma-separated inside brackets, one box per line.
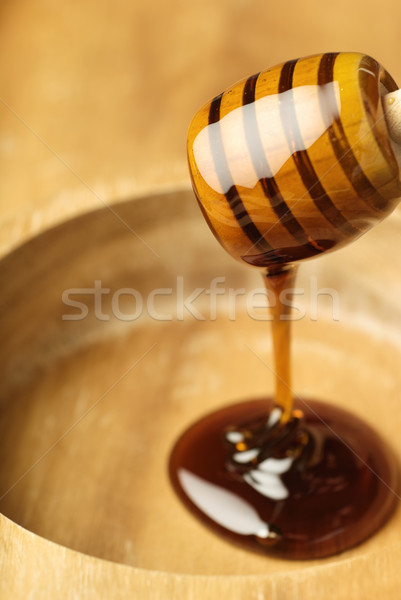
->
[242, 72, 323, 254]
[279, 59, 360, 236]
[208, 93, 275, 253]
[318, 52, 387, 212]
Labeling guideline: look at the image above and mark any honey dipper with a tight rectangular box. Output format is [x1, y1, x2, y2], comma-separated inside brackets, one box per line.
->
[187, 52, 401, 269]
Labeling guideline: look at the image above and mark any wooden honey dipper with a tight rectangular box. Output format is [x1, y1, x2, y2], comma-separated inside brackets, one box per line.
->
[187, 52, 401, 422]
[188, 52, 401, 268]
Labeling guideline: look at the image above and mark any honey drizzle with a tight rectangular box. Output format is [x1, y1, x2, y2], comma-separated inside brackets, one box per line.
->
[264, 265, 298, 425]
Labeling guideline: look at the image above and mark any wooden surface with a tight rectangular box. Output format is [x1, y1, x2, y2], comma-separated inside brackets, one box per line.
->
[0, 190, 401, 598]
[1, 1, 401, 598]
[1, 0, 401, 257]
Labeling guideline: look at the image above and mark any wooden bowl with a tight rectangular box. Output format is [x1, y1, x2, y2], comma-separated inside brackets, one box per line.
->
[1, 189, 400, 598]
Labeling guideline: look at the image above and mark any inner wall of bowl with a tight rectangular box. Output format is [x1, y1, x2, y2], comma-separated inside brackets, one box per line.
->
[0, 190, 400, 576]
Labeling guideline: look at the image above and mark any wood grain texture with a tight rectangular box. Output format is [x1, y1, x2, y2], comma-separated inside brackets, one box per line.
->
[1, 0, 401, 257]
[0, 190, 401, 597]
[1, 1, 401, 597]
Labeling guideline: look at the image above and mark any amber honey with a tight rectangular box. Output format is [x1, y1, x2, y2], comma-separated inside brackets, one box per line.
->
[171, 52, 401, 560]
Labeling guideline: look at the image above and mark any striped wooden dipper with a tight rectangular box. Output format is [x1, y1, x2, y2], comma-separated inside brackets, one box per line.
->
[187, 52, 401, 269]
